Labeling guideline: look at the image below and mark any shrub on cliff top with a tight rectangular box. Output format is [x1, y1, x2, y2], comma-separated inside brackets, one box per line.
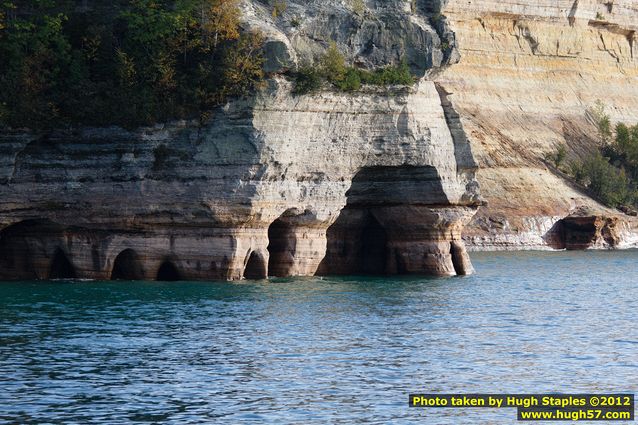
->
[292, 65, 322, 95]
[292, 42, 415, 95]
[0, 0, 264, 129]
[336, 68, 362, 92]
[358, 60, 414, 86]
[321, 41, 347, 83]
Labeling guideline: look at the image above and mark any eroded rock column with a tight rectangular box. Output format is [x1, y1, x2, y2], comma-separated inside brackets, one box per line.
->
[266, 209, 332, 278]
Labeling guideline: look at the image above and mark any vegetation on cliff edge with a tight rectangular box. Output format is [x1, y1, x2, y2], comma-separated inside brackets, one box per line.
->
[0, 0, 265, 129]
[292, 41, 415, 95]
[549, 102, 638, 210]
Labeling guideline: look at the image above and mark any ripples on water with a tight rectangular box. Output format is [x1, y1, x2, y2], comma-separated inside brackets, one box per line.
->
[0, 251, 636, 424]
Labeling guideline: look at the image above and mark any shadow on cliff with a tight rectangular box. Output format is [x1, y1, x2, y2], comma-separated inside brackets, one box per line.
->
[317, 165, 448, 275]
[0, 219, 74, 280]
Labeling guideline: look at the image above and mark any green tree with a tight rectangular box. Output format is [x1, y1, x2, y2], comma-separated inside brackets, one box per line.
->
[293, 65, 322, 95]
[548, 144, 567, 168]
[612, 122, 638, 180]
[359, 60, 413, 85]
[589, 100, 612, 144]
[220, 31, 265, 98]
[336, 67, 361, 91]
[578, 153, 634, 207]
[116, 49, 136, 88]
[202, 0, 241, 49]
[616, 122, 631, 150]
[0, 0, 266, 128]
[321, 40, 346, 83]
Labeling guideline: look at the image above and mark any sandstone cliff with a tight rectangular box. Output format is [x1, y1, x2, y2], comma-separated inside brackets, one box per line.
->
[0, 79, 480, 280]
[437, 0, 638, 249]
[2, 0, 637, 281]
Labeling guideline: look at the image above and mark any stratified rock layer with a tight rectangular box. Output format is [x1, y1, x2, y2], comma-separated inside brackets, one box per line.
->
[437, 0, 638, 249]
[0, 80, 480, 280]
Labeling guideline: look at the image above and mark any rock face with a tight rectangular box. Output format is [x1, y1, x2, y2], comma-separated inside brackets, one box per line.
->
[539, 207, 625, 250]
[244, 0, 638, 251]
[561, 214, 622, 251]
[241, 0, 459, 74]
[4, 0, 637, 282]
[0, 80, 481, 281]
[437, 0, 638, 249]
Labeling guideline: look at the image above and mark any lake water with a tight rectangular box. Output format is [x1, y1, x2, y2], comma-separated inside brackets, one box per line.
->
[0, 251, 636, 424]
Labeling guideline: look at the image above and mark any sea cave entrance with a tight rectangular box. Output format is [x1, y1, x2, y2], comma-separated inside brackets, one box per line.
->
[450, 242, 463, 275]
[111, 249, 144, 280]
[0, 219, 66, 280]
[319, 165, 446, 276]
[49, 248, 76, 279]
[318, 209, 389, 275]
[267, 217, 295, 277]
[156, 260, 181, 281]
[359, 213, 388, 274]
[244, 251, 267, 279]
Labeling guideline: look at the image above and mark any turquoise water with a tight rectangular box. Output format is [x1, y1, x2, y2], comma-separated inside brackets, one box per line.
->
[0, 251, 637, 424]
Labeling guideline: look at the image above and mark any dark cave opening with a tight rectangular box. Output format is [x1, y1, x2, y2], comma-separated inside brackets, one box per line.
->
[318, 209, 390, 275]
[0, 219, 66, 279]
[244, 251, 267, 279]
[156, 260, 181, 281]
[564, 220, 598, 250]
[267, 218, 295, 277]
[111, 249, 145, 280]
[318, 165, 445, 276]
[359, 214, 388, 274]
[49, 248, 76, 279]
[450, 242, 463, 276]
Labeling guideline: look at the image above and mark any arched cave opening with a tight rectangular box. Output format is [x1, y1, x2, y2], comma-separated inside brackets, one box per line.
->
[359, 214, 388, 274]
[0, 221, 34, 279]
[318, 210, 390, 275]
[267, 218, 295, 277]
[543, 219, 566, 250]
[0, 219, 65, 279]
[562, 216, 604, 250]
[156, 260, 181, 281]
[319, 165, 445, 276]
[49, 248, 77, 279]
[244, 251, 267, 279]
[111, 249, 145, 280]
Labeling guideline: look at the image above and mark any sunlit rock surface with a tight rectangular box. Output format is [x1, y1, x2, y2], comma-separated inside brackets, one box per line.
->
[437, 0, 638, 249]
[0, 80, 480, 280]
